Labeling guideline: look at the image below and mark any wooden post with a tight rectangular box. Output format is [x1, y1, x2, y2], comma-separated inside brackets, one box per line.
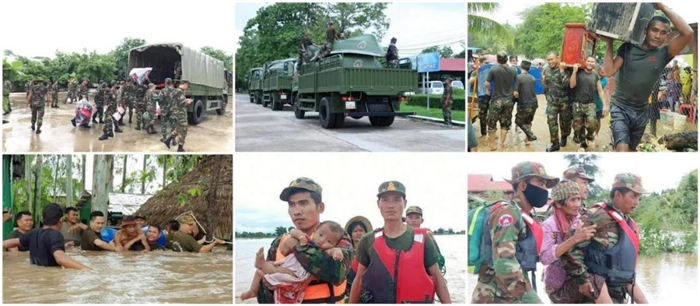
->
[163, 156, 168, 188]
[24, 155, 33, 215]
[81, 155, 86, 192]
[66, 155, 73, 207]
[141, 155, 147, 194]
[121, 155, 128, 193]
[33, 156, 43, 226]
[92, 155, 114, 214]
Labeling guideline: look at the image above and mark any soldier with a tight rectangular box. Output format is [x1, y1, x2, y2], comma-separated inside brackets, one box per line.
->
[99, 83, 123, 141]
[67, 79, 77, 104]
[513, 60, 538, 143]
[299, 32, 313, 66]
[134, 80, 148, 130]
[570, 56, 607, 150]
[145, 83, 158, 134]
[45, 80, 52, 108]
[93, 81, 106, 124]
[471, 161, 559, 303]
[386, 37, 399, 68]
[471, 57, 490, 136]
[256, 177, 352, 303]
[78, 79, 89, 102]
[542, 51, 572, 152]
[563, 167, 595, 211]
[3, 80, 12, 114]
[564, 173, 650, 303]
[160, 78, 175, 142]
[51, 80, 60, 109]
[25, 79, 33, 98]
[442, 78, 453, 126]
[174, 61, 182, 81]
[485, 51, 517, 151]
[404, 205, 447, 275]
[319, 21, 339, 59]
[123, 78, 137, 124]
[601, 4, 692, 152]
[163, 80, 193, 152]
[26, 78, 48, 134]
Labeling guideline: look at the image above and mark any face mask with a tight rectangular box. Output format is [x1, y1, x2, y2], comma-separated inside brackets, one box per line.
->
[523, 182, 549, 208]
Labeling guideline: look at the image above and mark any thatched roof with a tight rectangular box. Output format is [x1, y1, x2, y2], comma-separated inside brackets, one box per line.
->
[135, 155, 232, 239]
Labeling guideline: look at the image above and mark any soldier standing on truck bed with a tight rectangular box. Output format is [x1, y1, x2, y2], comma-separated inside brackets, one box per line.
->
[162, 79, 193, 152]
[299, 32, 313, 66]
[386, 37, 399, 68]
[319, 21, 339, 59]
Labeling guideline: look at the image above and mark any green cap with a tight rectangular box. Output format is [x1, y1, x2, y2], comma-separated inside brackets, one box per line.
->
[377, 181, 406, 198]
[505, 161, 559, 188]
[165, 78, 173, 84]
[563, 167, 595, 182]
[551, 180, 581, 202]
[279, 177, 323, 201]
[405, 206, 423, 216]
[612, 173, 648, 194]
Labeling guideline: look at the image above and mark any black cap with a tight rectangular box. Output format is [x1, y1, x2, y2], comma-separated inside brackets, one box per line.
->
[42, 203, 64, 226]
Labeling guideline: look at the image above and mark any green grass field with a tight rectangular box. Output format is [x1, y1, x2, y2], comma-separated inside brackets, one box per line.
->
[401, 104, 465, 122]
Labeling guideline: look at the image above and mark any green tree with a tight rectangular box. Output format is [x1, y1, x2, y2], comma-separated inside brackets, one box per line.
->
[421, 46, 454, 58]
[468, 3, 510, 39]
[324, 3, 390, 41]
[514, 3, 588, 58]
[201, 46, 233, 71]
[110, 37, 147, 78]
[563, 154, 603, 198]
[275, 226, 288, 236]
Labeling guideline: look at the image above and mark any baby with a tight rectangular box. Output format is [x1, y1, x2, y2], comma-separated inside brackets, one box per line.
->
[240, 220, 345, 303]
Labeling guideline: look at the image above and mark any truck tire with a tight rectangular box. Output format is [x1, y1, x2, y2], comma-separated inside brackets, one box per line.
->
[216, 96, 227, 115]
[319, 97, 340, 129]
[272, 95, 282, 111]
[293, 94, 305, 119]
[187, 99, 205, 125]
[249, 95, 254, 103]
[369, 116, 394, 127]
[262, 96, 269, 108]
[255, 94, 261, 104]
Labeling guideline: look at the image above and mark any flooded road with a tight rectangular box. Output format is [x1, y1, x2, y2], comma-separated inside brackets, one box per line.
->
[235, 235, 466, 303]
[2, 92, 233, 153]
[3, 248, 233, 303]
[474, 95, 695, 152]
[466, 253, 698, 303]
[235, 94, 465, 152]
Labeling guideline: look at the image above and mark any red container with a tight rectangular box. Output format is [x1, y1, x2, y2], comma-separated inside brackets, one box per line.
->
[561, 23, 598, 67]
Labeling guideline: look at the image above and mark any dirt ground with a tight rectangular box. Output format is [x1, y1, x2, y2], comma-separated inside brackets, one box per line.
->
[2, 92, 233, 153]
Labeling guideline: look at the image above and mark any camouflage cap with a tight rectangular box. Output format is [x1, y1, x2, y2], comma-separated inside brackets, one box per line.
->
[377, 181, 406, 198]
[405, 206, 423, 216]
[165, 78, 173, 84]
[563, 167, 595, 182]
[178, 215, 195, 225]
[551, 180, 581, 202]
[505, 161, 560, 189]
[612, 173, 648, 194]
[279, 177, 323, 201]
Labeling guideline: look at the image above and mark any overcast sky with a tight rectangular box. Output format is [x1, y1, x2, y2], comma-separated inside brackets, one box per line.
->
[235, 2, 466, 58]
[0, 0, 234, 59]
[474, 1, 697, 27]
[468, 153, 697, 194]
[234, 153, 468, 233]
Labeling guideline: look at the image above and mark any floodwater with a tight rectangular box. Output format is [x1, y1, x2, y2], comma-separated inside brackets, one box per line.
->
[466, 253, 698, 303]
[235, 235, 467, 304]
[3, 248, 233, 303]
[473, 95, 695, 152]
[2, 93, 233, 152]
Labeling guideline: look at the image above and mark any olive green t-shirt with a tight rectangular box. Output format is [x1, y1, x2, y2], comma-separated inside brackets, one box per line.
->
[611, 43, 672, 110]
[170, 231, 202, 253]
[81, 228, 103, 251]
[60, 221, 83, 246]
[356, 226, 439, 271]
[5, 229, 29, 252]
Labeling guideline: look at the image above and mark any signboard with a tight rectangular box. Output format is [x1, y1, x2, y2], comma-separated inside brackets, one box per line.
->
[415, 52, 441, 73]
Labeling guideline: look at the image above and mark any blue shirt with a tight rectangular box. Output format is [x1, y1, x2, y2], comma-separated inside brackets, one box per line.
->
[594, 76, 608, 112]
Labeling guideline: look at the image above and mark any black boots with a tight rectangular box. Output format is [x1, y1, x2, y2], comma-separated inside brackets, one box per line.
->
[546, 143, 560, 152]
[162, 136, 174, 149]
[115, 126, 123, 133]
[561, 136, 568, 147]
[177, 145, 185, 152]
[99, 132, 109, 141]
[71, 118, 76, 127]
[92, 116, 98, 124]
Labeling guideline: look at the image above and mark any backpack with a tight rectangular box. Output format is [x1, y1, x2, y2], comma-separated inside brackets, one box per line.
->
[467, 201, 498, 274]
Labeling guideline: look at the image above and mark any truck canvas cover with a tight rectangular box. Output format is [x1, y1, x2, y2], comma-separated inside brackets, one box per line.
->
[128, 43, 224, 89]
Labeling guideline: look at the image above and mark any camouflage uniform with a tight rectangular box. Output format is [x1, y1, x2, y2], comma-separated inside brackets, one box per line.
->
[442, 83, 453, 125]
[487, 98, 514, 132]
[3, 80, 12, 114]
[146, 86, 158, 130]
[94, 83, 106, 122]
[477, 96, 490, 135]
[67, 81, 77, 103]
[543, 67, 572, 145]
[134, 83, 148, 129]
[25, 81, 32, 97]
[564, 173, 647, 304]
[160, 85, 174, 140]
[386, 43, 399, 68]
[320, 24, 337, 59]
[571, 102, 598, 147]
[258, 177, 353, 304]
[168, 87, 189, 146]
[45, 81, 52, 107]
[79, 81, 88, 101]
[51, 81, 60, 108]
[29, 81, 47, 131]
[515, 105, 537, 140]
[103, 86, 117, 135]
[472, 161, 559, 304]
[123, 81, 136, 123]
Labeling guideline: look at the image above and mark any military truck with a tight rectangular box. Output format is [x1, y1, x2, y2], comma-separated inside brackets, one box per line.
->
[261, 58, 297, 111]
[248, 67, 263, 104]
[294, 35, 417, 128]
[128, 43, 228, 125]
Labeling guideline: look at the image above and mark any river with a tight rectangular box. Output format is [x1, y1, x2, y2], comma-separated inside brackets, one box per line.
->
[3, 248, 233, 303]
[235, 235, 467, 303]
[466, 253, 698, 303]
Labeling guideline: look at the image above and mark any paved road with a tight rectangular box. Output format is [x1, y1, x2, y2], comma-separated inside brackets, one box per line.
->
[3, 93, 233, 153]
[235, 93, 465, 152]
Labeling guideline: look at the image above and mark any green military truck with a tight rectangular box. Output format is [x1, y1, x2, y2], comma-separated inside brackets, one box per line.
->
[128, 43, 229, 125]
[294, 34, 416, 129]
[248, 67, 263, 104]
[262, 58, 297, 111]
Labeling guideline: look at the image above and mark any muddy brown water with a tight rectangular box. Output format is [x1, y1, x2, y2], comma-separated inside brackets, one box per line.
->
[235, 235, 466, 304]
[466, 253, 698, 303]
[473, 95, 696, 152]
[3, 93, 233, 153]
[3, 248, 233, 303]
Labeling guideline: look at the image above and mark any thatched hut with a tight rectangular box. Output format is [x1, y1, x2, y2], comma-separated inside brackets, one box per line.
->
[136, 155, 232, 240]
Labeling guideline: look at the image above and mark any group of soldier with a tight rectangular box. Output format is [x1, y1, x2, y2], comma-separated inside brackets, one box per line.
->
[19, 75, 192, 151]
[472, 161, 649, 303]
[471, 3, 693, 152]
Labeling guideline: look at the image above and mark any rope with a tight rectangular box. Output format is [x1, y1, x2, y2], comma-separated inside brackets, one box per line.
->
[175, 211, 232, 245]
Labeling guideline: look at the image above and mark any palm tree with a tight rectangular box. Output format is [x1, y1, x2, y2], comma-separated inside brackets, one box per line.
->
[468, 3, 510, 38]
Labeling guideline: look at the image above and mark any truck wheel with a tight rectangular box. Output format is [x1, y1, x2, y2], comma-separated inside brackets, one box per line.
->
[249, 95, 254, 103]
[294, 103, 305, 119]
[319, 97, 338, 129]
[187, 99, 205, 125]
[369, 116, 394, 127]
[272, 95, 282, 111]
[216, 96, 227, 115]
[255, 95, 261, 104]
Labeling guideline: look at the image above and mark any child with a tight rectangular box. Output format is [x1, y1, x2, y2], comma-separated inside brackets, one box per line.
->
[240, 221, 344, 303]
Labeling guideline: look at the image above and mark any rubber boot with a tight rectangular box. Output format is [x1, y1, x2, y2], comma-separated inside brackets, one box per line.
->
[92, 116, 98, 124]
[118, 118, 125, 126]
[71, 118, 76, 127]
[115, 125, 123, 133]
[162, 136, 174, 149]
[99, 132, 109, 141]
[547, 143, 560, 152]
[177, 144, 185, 152]
[108, 131, 114, 138]
[135, 124, 141, 131]
[488, 132, 498, 151]
[99, 117, 104, 124]
[35, 127, 41, 134]
[560, 136, 568, 147]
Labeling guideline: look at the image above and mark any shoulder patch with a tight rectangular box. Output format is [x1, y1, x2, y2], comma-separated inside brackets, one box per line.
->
[498, 214, 514, 227]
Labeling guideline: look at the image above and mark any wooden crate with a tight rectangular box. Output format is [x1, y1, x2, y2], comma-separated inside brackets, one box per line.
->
[589, 3, 656, 44]
[561, 23, 597, 66]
